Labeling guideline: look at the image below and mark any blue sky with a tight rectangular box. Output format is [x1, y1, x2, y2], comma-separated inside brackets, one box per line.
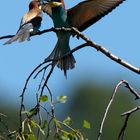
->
[0, 0, 140, 105]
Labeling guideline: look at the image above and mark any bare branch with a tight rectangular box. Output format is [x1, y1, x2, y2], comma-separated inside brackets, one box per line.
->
[0, 28, 54, 40]
[118, 106, 140, 140]
[19, 61, 46, 129]
[121, 106, 140, 116]
[2, 27, 140, 76]
[40, 64, 55, 97]
[0, 35, 14, 40]
[0, 135, 6, 140]
[70, 27, 140, 75]
[118, 114, 130, 140]
[57, 120, 84, 140]
[0, 114, 11, 138]
[97, 80, 140, 140]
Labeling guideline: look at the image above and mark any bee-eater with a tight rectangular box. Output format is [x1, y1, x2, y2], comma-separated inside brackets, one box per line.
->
[4, 0, 42, 45]
[40, 0, 125, 76]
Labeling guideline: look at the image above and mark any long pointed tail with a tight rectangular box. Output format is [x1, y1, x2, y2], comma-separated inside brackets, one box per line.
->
[57, 53, 76, 76]
[45, 43, 76, 77]
[4, 23, 33, 45]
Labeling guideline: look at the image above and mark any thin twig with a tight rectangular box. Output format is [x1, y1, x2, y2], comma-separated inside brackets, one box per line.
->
[19, 61, 47, 129]
[57, 120, 77, 133]
[33, 63, 51, 79]
[40, 64, 55, 97]
[36, 94, 42, 140]
[46, 117, 54, 140]
[45, 85, 58, 136]
[0, 28, 54, 40]
[45, 85, 54, 116]
[97, 80, 124, 140]
[0, 113, 7, 117]
[121, 106, 140, 116]
[121, 81, 140, 99]
[118, 106, 140, 140]
[0, 135, 6, 140]
[40, 106, 53, 139]
[118, 114, 130, 140]
[97, 80, 140, 140]
[0, 35, 14, 40]
[0, 117, 11, 133]
[35, 64, 51, 139]
[57, 120, 83, 139]
[36, 67, 48, 96]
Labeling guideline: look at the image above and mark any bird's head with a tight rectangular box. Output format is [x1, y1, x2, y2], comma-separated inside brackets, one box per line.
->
[39, 0, 63, 15]
[29, 0, 41, 10]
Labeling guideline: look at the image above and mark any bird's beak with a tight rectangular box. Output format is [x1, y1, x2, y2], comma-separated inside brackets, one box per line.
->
[39, 5, 42, 10]
[39, 0, 62, 7]
[39, 1, 62, 10]
[38, 1, 62, 15]
[48, 2, 62, 8]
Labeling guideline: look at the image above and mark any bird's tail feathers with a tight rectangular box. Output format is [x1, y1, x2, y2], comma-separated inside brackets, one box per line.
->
[4, 23, 33, 45]
[45, 44, 76, 77]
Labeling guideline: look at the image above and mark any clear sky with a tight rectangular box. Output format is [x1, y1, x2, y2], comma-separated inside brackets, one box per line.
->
[0, 0, 140, 105]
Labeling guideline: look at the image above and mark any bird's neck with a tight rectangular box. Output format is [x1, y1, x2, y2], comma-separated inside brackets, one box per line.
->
[52, 6, 68, 27]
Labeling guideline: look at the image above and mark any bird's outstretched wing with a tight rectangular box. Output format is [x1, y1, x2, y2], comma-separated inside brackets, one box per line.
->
[68, 0, 125, 31]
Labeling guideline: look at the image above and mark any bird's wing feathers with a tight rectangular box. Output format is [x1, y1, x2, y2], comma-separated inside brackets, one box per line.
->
[16, 23, 33, 42]
[4, 23, 33, 45]
[41, 4, 53, 16]
[68, 0, 124, 31]
[4, 1, 42, 45]
[20, 9, 42, 26]
[4, 10, 41, 45]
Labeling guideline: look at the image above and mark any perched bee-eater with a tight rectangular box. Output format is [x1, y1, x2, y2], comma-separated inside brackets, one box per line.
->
[4, 0, 42, 45]
[41, 0, 125, 76]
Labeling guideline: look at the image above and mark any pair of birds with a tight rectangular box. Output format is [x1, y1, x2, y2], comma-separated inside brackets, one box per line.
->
[4, 0, 125, 76]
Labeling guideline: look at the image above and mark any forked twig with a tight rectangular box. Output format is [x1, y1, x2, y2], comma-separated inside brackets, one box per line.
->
[118, 106, 140, 140]
[97, 80, 140, 140]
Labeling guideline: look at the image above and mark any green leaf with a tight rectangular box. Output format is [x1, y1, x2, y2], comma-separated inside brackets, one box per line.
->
[31, 120, 45, 135]
[31, 120, 37, 128]
[63, 116, 72, 125]
[83, 120, 91, 129]
[54, 118, 62, 128]
[62, 130, 69, 138]
[28, 134, 36, 140]
[28, 108, 38, 117]
[57, 96, 67, 103]
[39, 95, 48, 102]
[41, 120, 47, 129]
[59, 135, 69, 140]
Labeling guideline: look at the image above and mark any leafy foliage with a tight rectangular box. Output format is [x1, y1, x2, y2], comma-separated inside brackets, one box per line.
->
[83, 120, 91, 129]
[57, 96, 68, 103]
